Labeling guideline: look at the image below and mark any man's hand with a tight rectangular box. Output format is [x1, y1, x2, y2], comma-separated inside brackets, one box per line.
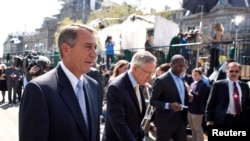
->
[169, 102, 182, 112]
[29, 65, 40, 75]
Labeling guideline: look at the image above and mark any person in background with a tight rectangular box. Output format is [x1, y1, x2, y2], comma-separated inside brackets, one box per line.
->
[166, 33, 182, 63]
[154, 63, 170, 78]
[98, 22, 105, 30]
[102, 51, 157, 141]
[19, 24, 100, 141]
[105, 36, 115, 69]
[5, 62, 20, 104]
[188, 68, 209, 141]
[187, 29, 203, 72]
[0, 63, 7, 103]
[207, 23, 224, 76]
[16, 72, 23, 102]
[150, 54, 192, 141]
[181, 32, 190, 61]
[205, 62, 250, 126]
[108, 59, 129, 83]
[182, 66, 194, 86]
[145, 33, 155, 53]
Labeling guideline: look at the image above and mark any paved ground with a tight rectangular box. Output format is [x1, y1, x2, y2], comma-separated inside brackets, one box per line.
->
[0, 101, 19, 141]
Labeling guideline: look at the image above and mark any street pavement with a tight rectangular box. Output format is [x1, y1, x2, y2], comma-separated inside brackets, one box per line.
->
[0, 101, 19, 141]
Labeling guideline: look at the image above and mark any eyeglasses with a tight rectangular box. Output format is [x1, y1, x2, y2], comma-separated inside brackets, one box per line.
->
[137, 65, 154, 76]
[229, 70, 239, 73]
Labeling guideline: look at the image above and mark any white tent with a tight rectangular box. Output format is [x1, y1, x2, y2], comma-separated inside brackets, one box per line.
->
[96, 14, 180, 52]
[121, 15, 179, 49]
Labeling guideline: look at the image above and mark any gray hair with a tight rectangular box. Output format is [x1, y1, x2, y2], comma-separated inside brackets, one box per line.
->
[57, 23, 96, 58]
[130, 51, 157, 67]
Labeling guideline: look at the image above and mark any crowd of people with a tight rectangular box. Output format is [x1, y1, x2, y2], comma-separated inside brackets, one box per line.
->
[0, 23, 250, 141]
[0, 62, 23, 104]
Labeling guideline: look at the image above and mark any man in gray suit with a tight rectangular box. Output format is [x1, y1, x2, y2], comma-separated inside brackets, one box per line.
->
[19, 24, 100, 141]
[5, 62, 20, 104]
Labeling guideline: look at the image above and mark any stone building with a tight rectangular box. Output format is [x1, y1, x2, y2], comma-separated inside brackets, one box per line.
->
[180, 5, 250, 41]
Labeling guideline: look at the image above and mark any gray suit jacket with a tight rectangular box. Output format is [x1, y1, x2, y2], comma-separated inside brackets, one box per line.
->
[19, 64, 100, 141]
[5, 67, 20, 86]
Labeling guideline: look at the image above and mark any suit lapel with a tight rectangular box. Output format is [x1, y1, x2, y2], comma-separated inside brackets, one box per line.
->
[82, 76, 97, 135]
[57, 66, 89, 141]
[124, 73, 145, 116]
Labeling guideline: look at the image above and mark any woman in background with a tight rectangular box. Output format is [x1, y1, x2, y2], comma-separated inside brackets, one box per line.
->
[0, 63, 7, 103]
[207, 23, 224, 76]
[108, 59, 129, 83]
[105, 36, 115, 70]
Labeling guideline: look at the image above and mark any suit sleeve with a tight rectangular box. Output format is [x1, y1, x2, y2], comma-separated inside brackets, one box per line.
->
[205, 82, 219, 122]
[19, 82, 49, 141]
[106, 85, 137, 141]
[150, 78, 168, 111]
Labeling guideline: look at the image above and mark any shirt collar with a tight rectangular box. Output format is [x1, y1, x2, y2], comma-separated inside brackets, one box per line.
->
[128, 70, 137, 88]
[227, 77, 238, 85]
[60, 61, 83, 90]
[169, 69, 182, 79]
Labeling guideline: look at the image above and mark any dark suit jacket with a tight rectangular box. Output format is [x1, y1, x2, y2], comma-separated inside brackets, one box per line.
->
[19, 64, 100, 141]
[102, 72, 146, 141]
[183, 73, 193, 86]
[150, 71, 189, 130]
[205, 79, 250, 124]
[188, 79, 209, 114]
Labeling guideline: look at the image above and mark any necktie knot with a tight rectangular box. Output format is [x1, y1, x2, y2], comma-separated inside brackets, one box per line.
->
[77, 80, 82, 88]
[135, 85, 139, 91]
[233, 82, 236, 87]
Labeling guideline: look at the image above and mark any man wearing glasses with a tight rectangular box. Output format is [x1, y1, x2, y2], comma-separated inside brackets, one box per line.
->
[205, 62, 250, 126]
[102, 51, 157, 141]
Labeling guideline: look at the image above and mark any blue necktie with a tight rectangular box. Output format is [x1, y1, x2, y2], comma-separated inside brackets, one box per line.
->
[76, 80, 88, 128]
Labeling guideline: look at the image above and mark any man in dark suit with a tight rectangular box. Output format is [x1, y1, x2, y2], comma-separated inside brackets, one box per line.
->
[205, 62, 250, 125]
[150, 54, 191, 141]
[19, 24, 100, 141]
[5, 62, 20, 104]
[102, 51, 157, 141]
